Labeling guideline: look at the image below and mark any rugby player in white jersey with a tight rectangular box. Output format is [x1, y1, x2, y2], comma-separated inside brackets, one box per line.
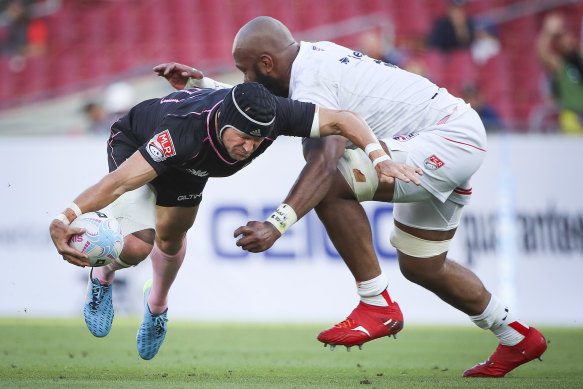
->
[154, 16, 547, 377]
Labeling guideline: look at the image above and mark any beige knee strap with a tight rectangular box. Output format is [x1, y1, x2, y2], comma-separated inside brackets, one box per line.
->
[389, 225, 451, 258]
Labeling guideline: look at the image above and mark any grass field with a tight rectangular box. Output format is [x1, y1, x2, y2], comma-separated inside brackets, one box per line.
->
[0, 319, 582, 388]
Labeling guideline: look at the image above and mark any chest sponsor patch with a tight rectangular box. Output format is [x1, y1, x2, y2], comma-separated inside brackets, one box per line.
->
[424, 155, 444, 170]
[147, 130, 176, 162]
[392, 132, 419, 142]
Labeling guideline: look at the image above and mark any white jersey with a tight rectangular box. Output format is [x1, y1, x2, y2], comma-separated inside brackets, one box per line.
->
[289, 41, 465, 146]
[290, 41, 487, 208]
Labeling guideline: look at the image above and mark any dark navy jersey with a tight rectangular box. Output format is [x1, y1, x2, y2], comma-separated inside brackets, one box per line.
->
[111, 88, 316, 178]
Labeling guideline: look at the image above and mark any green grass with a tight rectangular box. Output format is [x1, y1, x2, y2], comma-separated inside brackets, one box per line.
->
[0, 319, 581, 388]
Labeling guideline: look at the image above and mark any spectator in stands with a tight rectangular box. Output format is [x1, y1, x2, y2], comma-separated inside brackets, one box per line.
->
[1, 0, 30, 56]
[470, 20, 500, 65]
[536, 12, 583, 135]
[103, 81, 136, 125]
[83, 101, 110, 135]
[427, 0, 475, 52]
[462, 83, 503, 131]
[358, 30, 428, 78]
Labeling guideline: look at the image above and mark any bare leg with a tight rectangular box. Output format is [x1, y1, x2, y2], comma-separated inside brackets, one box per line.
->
[395, 221, 490, 316]
[314, 171, 381, 281]
[147, 205, 198, 314]
[93, 229, 155, 284]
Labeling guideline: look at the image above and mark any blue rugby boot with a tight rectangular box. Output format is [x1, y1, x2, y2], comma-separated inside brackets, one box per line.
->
[83, 268, 114, 337]
[137, 280, 168, 360]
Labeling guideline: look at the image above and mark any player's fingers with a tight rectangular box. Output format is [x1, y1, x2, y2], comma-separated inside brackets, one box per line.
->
[152, 64, 165, 74]
[408, 170, 422, 186]
[233, 226, 246, 237]
[62, 254, 89, 267]
[233, 225, 253, 237]
[380, 175, 395, 185]
[57, 239, 89, 258]
[69, 227, 86, 236]
[163, 63, 176, 76]
[236, 233, 258, 247]
[240, 241, 254, 251]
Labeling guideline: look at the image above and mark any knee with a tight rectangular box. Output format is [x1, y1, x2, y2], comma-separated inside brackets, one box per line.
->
[398, 254, 445, 286]
[120, 232, 154, 265]
[399, 259, 425, 284]
[155, 233, 186, 256]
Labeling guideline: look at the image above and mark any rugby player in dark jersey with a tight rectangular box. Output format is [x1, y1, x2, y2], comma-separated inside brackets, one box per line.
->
[49, 82, 420, 360]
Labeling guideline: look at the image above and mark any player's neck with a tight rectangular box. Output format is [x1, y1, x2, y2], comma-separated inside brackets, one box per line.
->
[280, 41, 299, 96]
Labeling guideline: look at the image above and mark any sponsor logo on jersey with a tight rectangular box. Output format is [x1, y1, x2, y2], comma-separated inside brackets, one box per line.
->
[392, 132, 419, 142]
[424, 155, 444, 170]
[147, 130, 176, 162]
[312, 45, 324, 51]
[177, 193, 203, 201]
[185, 168, 209, 177]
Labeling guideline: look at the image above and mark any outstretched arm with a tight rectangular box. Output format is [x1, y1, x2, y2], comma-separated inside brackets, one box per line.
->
[234, 107, 423, 252]
[316, 107, 422, 186]
[153, 62, 233, 90]
[49, 151, 157, 267]
[234, 136, 346, 252]
[536, 14, 564, 74]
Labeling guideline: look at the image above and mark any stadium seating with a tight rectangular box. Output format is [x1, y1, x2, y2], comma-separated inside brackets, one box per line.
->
[1, 0, 582, 130]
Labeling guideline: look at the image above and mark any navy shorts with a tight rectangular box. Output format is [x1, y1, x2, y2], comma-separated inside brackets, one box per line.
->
[107, 130, 207, 207]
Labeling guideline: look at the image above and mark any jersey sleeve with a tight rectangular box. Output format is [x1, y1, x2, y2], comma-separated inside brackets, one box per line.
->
[289, 43, 341, 109]
[272, 97, 316, 138]
[138, 116, 203, 175]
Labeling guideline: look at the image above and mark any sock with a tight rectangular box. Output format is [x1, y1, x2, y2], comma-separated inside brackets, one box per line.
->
[148, 239, 187, 315]
[357, 273, 393, 307]
[470, 294, 528, 346]
[92, 259, 130, 285]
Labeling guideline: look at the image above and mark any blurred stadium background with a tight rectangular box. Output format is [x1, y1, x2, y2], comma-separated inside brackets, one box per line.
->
[1, 0, 582, 329]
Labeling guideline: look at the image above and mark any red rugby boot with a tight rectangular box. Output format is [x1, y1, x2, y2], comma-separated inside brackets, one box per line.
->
[463, 327, 547, 377]
[317, 301, 403, 350]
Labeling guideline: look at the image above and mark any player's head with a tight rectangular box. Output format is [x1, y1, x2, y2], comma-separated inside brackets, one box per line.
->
[232, 16, 298, 97]
[217, 82, 276, 160]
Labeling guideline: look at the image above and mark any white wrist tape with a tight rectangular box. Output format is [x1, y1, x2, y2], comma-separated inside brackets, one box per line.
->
[55, 213, 70, 225]
[309, 106, 320, 138]
[266, 203, 298, 235]
[68, 202, 82, 217]
[372, 155, 391, 167]
[186, 76, 233, 90]
[365, 143, 383, 156]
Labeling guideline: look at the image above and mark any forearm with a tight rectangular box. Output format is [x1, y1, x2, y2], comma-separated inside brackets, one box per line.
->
[318, 108, 388, 165]
[283, 145, 342, 219]
[265, 137, 344, 235]
[536, 31, 560, 73]
[57, 151, 156, 224]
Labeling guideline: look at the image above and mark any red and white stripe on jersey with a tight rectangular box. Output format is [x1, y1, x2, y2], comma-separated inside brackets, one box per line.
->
[453, 187, 472, 196]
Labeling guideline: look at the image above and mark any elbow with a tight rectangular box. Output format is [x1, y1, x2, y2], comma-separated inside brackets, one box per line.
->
[305, 140, 345, 175]
[101, 173, 129, 199]
[312, 153, 341, 175]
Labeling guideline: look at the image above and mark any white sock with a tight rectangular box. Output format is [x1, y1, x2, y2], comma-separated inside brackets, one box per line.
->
[357, 273, 393, 307]
[470, 295, 529, 346]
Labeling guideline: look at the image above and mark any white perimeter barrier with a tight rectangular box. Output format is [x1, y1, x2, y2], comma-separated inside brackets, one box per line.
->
[1, 134, 582, 325]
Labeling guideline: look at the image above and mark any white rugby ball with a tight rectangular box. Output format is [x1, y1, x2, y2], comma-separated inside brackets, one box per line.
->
[68, 212, 124, 267]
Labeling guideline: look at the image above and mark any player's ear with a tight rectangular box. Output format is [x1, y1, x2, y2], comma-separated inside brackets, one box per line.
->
[258, 54, 274, 73]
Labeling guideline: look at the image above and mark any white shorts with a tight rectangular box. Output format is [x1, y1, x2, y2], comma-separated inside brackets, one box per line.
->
[338, 105, 487, 230]
[108, 185, 157, 236]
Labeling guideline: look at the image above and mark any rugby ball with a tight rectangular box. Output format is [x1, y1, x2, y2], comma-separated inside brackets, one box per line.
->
[68, 212, 124, 267]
